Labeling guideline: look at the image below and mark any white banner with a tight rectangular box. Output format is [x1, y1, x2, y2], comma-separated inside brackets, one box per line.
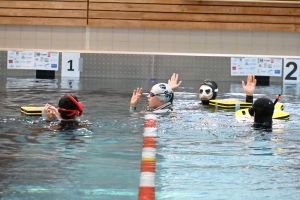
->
[7, 50, 59, 71]
[231, 57, 282, 76]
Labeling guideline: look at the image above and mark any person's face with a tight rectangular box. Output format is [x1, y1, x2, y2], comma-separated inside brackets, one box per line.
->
[199, 85, 214, 101]
[147, 91, 165, 109]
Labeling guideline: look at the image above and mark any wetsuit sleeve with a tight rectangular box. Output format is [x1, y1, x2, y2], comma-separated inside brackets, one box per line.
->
[246, 95, 253, 103]
[129, 106, 137, 112]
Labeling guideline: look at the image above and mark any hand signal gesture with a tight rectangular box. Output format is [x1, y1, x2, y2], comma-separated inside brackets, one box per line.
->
[130, 87, 143, 107]
[44, 103, 60, 121]
[168, 73, 182, 91]
[242, 74, 256, 96]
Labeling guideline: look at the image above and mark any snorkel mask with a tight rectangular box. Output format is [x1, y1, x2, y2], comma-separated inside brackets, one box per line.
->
[58, 94, 84, 117]
[199, 80, 218, 104]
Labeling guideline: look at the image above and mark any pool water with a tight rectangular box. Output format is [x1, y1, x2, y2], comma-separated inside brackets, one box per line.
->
[0, 77, 299, 200]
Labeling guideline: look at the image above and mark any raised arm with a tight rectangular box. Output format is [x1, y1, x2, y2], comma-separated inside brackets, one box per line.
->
[44, 103, 60, 121]
[168, 73, 182, 92]
[242, 74, 256, 103]
[130, 87, 143, 110]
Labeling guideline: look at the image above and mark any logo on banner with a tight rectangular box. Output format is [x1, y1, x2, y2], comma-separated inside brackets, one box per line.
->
[51, 64, 57, 69]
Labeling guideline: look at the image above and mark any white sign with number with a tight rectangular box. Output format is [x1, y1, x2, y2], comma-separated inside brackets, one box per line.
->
[61, 52, 81, 77]
[283, 58, 300, 83]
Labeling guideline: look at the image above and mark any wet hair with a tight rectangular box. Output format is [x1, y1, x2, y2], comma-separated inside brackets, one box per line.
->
[250, 98, 274, 129]
[58, 94, 80, 120]
[199, 80, 218, 105]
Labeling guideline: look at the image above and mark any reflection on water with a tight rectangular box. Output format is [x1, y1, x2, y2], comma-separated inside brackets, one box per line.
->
[0, 77, 299, 200]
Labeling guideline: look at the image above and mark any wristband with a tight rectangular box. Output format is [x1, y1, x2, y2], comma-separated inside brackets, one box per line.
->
[129, 106, 136, 110]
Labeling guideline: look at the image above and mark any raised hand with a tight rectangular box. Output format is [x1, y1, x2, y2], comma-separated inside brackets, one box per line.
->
[168, 73, 182, 91]
[44, 103, 60, 121]
[242, 74, 256, 96]
[130, 87, 143, 107]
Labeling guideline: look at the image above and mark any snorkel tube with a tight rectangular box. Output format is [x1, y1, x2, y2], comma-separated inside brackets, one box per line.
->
[273, 94, 281, 106]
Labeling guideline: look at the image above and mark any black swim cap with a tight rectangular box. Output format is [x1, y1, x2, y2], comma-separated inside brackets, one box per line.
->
[251, 98, 274, 128]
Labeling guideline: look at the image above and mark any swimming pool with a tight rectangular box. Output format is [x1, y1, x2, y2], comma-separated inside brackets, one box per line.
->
[0, 76, 299, 200]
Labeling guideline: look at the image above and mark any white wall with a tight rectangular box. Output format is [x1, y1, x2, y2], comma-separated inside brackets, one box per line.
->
[0, 25, 299, 56]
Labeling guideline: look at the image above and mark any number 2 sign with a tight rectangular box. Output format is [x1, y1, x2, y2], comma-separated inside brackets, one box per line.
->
[283, 58, 300, 83]
[61, 52, 81, 77]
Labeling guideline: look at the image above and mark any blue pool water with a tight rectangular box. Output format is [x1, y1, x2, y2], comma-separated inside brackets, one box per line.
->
[0, 77, 299, 200]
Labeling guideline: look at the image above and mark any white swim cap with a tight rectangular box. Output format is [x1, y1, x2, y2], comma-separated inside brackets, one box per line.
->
[151, 83, 173, 103]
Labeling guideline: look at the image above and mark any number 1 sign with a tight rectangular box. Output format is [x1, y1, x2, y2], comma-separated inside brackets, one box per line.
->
[283, 58, 300, 83]
[61, 52, 81, 77]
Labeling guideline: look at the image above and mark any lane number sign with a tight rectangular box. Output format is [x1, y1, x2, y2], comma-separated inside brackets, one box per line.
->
[283, 58, 300, 83]
[61, 52, 81, 77]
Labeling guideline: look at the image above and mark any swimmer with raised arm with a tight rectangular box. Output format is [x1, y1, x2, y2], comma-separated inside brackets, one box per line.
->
[130, 73, 181, 113]
[44, 94, 88, 130]
[242, 74, 275, 129]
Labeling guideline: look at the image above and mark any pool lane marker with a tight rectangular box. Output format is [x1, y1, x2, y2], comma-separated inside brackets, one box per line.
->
[138, 114, 157, 200]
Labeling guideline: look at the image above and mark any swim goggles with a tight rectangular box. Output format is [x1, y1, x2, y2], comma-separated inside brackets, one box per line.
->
[149, 92, 164, 97]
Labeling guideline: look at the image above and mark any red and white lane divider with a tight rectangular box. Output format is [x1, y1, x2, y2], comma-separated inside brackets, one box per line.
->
[138, 114, 157, 200]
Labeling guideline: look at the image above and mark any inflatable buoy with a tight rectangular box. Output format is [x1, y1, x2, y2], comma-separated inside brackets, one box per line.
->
[21, 106, 44, 116]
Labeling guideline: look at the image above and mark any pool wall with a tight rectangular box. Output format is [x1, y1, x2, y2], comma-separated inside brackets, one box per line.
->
[0, 50, 284, 83]
[0, 24, 299, 83]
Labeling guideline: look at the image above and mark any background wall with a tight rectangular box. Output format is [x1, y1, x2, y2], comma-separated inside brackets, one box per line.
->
[0, 25, 299, 56]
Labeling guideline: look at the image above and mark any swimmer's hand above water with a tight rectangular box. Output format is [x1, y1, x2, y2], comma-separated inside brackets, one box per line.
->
[168, 73, 182, 92]
[130, 87, 143, 108]
[44, 103, 60, 121]
[242, 74, 256, 96]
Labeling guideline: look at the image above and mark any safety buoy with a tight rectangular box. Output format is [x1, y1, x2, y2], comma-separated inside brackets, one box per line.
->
[235, 104, 289, 120]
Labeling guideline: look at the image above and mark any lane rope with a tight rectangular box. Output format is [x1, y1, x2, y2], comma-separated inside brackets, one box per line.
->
[138, 114, 157, 200]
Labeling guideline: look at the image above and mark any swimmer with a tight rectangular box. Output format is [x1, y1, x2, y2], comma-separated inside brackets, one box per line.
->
[249, 98, 274, 129]
[242, 74, 274, 129]
[198, 80, 218, 105]
[130, 83, 175, 113]
[44, 94, 88, 130]
[167, 73, 218, 105]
